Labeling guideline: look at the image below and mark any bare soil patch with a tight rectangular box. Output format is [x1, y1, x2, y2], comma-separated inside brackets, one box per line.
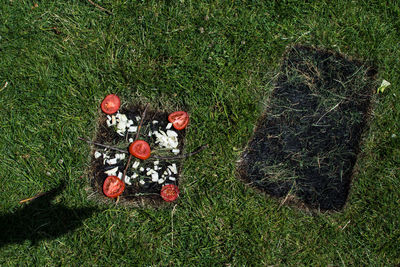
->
[239, 45, 377, 211]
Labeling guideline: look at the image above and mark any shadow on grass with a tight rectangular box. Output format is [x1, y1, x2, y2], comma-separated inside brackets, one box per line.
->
[0, 182, 98, 248]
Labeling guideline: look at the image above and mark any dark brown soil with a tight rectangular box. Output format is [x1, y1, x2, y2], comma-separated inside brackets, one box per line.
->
[89, 105, 185, 207]
[239, 45, 377, 211]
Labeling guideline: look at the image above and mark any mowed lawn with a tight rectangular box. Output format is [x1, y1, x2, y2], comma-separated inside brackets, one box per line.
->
[0, 0, 399, 265]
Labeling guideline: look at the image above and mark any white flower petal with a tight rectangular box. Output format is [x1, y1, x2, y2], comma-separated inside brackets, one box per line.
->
[94, 151, 102, 159]
[105, 167, 119, 176]
[167, 130, 178, 137]
[151, 173, 159, 182]
[132, 161, 140, 169]
[107, 158, 118, 165]
[128, 126, 137, 132]
[124, 175, 132, 185]
[169, 164, 177, 174]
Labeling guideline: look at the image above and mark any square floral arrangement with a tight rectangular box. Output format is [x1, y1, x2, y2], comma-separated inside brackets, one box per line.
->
[83, 95, 206, 206]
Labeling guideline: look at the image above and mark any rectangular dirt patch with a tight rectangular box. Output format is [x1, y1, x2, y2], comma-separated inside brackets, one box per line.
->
[239, 45, 377, 210]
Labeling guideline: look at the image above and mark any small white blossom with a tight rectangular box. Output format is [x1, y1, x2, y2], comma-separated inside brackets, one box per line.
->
[128, 126, 137, 133]
[151, 173, 159, 182]
[132, 161, 140, 169]
[124, 175, 131, 185]
[105, 167, 118, 176]
[94, 151, 102, 159]
[146, 169, 156, 176]
[154, 130, 179, 149]
[107, 158, 118, 165]
[169, 164, 177, 174]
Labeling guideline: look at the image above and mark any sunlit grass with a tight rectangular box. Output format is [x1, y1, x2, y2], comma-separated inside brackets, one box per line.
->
[0, 1, 399, 265]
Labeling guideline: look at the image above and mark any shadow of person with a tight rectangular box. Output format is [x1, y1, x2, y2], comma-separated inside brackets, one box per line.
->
[0, 182, 98, 248]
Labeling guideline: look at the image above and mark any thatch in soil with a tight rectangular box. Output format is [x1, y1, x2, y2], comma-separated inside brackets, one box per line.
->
[239, 45, 377, 211]
[89, 105, 185, 208]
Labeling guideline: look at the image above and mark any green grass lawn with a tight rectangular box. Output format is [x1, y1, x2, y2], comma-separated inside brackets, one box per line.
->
[0, 0, 399, 265]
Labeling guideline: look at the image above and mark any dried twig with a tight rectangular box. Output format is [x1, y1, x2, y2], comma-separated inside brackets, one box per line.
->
[313, 101, 342, 126]
[87, 0, 112, 15]
[78, 137, 127, 153]
[152, 144, 209, 160]
[122, 104, 149, 183]
[19, 192, 46, 204]
[340, 220, 351, 231]
[122, 154, 133, 184]
[171, 204, 177, 247]
[0, 81, 8, 92]
[135, 104, 149, 141]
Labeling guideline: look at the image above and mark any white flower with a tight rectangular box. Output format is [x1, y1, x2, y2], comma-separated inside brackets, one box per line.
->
[106, 115, 117, 127]
[154, 130, 179, 149]
[128, 126, 137, 133]
[377, 79, 391, 93]
[146, 169, 156, 176]
[117, 121, 127, 131]
[166, 130, 178, 137]
[105, 167, 118, 176]
[132, 161, 140, 169]
[116, 113, 128, 122]
[168, 164, 177, 174]
[115, 153, 126, 160]
[151, 172, 159, 182]
[107, 158, 118, 165]
[124, 175, 131, 185]
[94, 151, 102, 159]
